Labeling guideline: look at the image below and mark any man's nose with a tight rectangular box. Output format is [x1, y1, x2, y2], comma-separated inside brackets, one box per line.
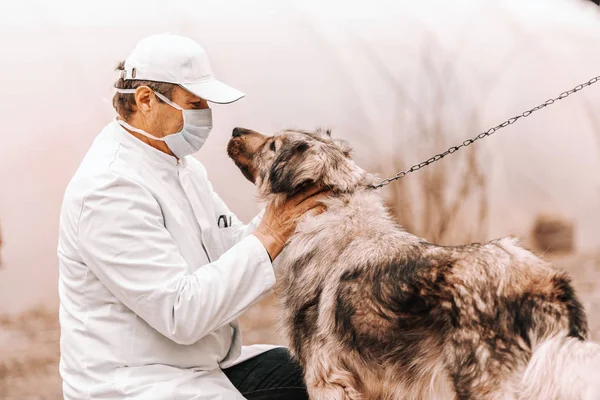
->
[232, 127, 251, 138]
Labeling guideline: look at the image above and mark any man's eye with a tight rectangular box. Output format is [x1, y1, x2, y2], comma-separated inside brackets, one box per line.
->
[269, 141, 276, 152]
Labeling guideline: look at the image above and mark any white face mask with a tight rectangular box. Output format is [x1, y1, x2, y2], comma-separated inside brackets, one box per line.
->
[115, 89, 213, 158]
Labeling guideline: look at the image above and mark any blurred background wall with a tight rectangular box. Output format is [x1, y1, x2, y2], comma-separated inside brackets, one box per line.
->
[0, 0, 599, 396]
[1, 0, 599, 314]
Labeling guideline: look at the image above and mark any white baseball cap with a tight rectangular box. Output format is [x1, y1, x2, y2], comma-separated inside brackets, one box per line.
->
[122, 33, 245, 104]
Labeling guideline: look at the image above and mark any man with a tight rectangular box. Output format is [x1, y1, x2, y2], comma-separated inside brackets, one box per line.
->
[58, 33, 321, 399]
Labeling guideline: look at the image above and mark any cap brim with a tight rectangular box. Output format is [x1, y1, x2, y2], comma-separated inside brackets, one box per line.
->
[181, 79, 245, 104]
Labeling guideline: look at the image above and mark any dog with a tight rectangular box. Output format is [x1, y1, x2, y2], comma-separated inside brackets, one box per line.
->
[227, 127, 600, 400]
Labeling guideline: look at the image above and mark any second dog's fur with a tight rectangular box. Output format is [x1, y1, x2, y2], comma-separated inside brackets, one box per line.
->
[228, 127, 600, 400]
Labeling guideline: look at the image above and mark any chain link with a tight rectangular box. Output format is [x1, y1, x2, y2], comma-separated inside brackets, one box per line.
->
[371, 75, 600, 189]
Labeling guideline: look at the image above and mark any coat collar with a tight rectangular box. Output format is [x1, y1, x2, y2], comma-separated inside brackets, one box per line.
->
[110, 118, 187, 168]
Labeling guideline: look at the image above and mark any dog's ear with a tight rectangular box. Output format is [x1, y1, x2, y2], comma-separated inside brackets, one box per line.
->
[315, 127, 332, 138]
[269, 136, 360, 196]
[321, 128, 352, 158]
[269, 141, 324, 195]
[333, 139, 353, 158]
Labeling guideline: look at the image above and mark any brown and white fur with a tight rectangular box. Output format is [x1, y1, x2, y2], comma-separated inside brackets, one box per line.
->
[227, 127, 600, 400]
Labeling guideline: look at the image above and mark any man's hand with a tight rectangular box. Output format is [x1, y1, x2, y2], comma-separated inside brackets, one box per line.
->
[253, 188, 327, 261]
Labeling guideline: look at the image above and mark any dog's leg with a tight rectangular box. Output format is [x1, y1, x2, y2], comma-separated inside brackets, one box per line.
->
[441, 327, 524, 400]
[306, 381, 363, 400]
[303, 354, 363, 400]
[306, 384, 362, 400]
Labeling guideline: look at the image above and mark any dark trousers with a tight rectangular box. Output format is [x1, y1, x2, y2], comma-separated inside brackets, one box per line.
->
[223, 347, 309, 400]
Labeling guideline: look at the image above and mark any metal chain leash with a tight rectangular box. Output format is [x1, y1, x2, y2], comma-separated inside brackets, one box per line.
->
[371, 75, 600, 189]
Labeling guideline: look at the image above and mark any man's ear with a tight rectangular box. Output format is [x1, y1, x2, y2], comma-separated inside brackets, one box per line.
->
[134, 86, 155, 113]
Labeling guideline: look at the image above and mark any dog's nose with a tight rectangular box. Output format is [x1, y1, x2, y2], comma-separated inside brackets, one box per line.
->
[232, 127, 249, 138]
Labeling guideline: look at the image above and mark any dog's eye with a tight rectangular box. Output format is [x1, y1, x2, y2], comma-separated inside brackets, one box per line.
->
[269, 141, 276, 152]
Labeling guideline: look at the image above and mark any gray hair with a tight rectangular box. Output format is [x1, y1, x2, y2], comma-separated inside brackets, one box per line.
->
[112, 61, 176, 121]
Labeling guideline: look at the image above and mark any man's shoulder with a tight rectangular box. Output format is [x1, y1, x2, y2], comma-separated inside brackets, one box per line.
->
[63, 123, 144, 205]
[58, 124, 153, 239]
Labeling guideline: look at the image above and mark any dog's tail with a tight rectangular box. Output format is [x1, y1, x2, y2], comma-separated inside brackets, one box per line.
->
[520, 335, 600, 400]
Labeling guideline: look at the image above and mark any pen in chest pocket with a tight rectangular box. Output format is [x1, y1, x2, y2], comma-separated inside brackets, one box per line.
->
[218, 214, 233, 228]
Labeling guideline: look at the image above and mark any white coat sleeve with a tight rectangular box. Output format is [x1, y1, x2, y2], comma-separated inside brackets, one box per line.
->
[76, 174, 275, 346]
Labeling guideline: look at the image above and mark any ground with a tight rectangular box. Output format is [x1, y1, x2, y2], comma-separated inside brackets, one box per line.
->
[1, 252, 599, 399]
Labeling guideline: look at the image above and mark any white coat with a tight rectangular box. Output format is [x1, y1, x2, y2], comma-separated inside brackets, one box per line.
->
[57, 119, 277, 399]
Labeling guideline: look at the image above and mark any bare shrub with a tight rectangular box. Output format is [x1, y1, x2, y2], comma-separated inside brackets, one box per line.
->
[361, 41, 490, 245]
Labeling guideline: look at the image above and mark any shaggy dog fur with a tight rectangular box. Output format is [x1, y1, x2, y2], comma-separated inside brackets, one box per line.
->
[227, 127, 600, 400]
